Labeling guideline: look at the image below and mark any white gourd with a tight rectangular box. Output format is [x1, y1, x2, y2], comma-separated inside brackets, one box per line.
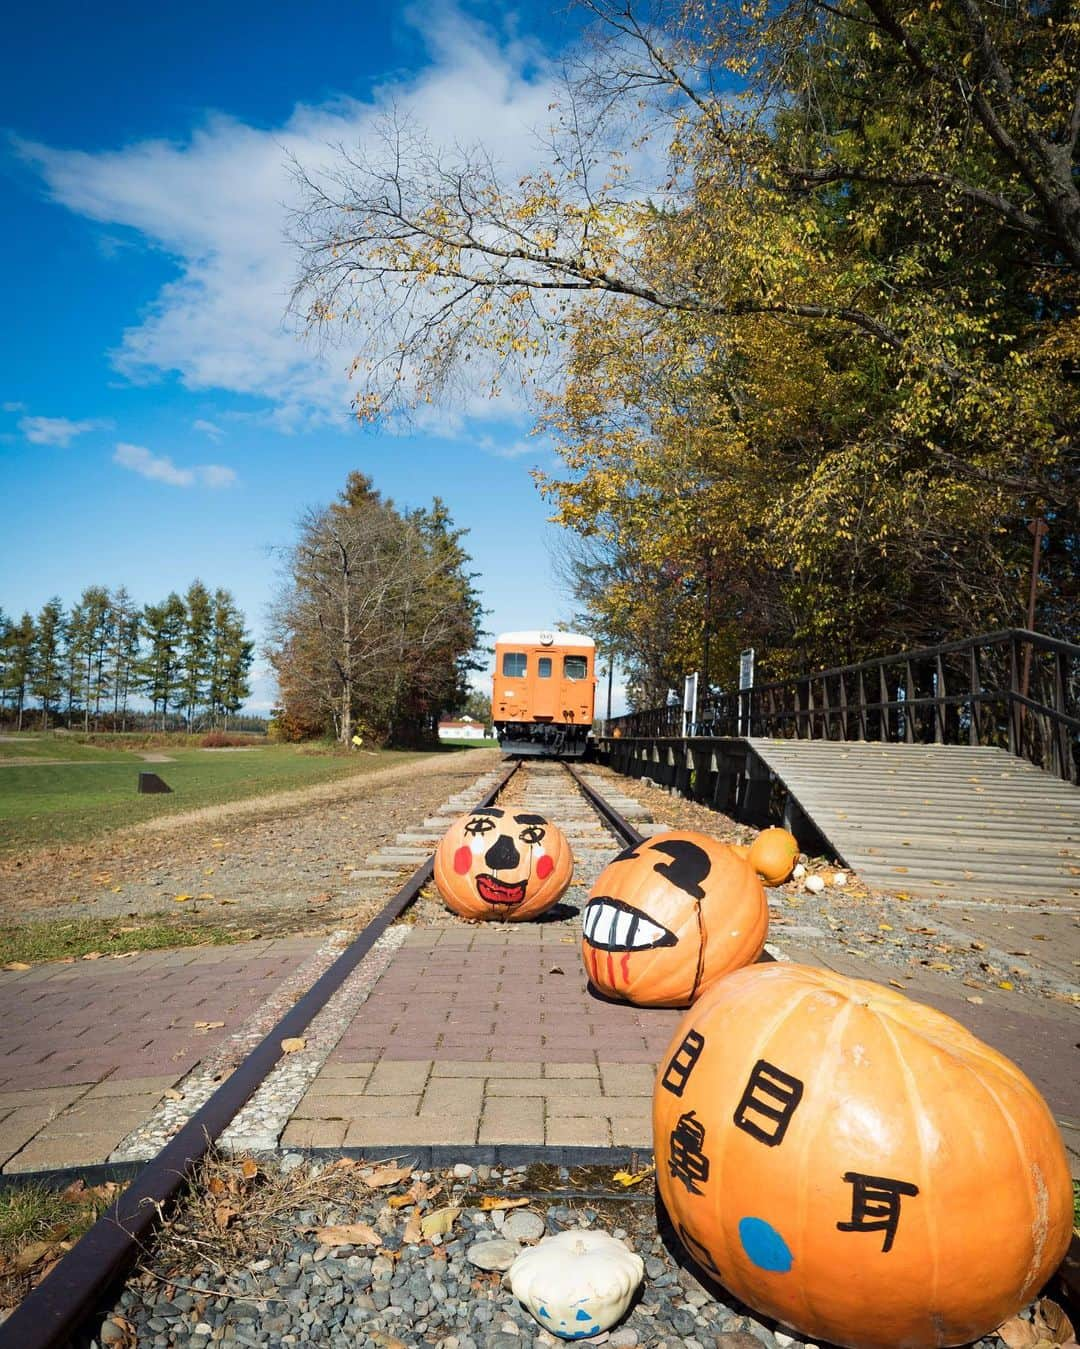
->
[508, 1229, 644, 1339]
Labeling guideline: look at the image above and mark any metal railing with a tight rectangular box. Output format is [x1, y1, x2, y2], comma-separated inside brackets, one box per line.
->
[606, 629, 1080, 782]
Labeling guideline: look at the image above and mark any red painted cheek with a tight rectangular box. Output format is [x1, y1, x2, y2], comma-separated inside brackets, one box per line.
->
[536, 855, 554, 880]
[453, 845, 473, 875]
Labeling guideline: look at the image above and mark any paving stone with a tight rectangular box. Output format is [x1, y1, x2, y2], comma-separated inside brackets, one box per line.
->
[279, 1119, 348, 1148]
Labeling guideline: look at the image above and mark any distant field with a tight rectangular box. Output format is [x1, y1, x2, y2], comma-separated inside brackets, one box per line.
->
[0, 735, 438, 853]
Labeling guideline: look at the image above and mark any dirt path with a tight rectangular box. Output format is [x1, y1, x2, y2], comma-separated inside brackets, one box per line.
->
[0, 751, 502, 935]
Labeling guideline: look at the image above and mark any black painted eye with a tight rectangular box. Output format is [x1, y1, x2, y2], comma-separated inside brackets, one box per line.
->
[518, 825, 546, 845]
[464, 817, 496, 837]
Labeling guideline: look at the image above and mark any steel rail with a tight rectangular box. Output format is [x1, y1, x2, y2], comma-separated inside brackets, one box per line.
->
[563, 762, 644, 849]
[0, 759, 521, 1349]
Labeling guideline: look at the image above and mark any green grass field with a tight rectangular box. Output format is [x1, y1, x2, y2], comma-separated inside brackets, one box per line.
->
[0, 735, 439, 854]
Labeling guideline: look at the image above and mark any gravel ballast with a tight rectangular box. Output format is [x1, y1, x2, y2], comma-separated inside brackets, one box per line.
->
[85, 1158, 1027, 1349]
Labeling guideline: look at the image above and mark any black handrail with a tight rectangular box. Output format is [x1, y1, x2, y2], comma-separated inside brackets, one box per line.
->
[606, 629, 1079, 782]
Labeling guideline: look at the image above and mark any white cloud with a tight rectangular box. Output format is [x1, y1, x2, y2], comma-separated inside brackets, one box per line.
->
[113, 441, 236, 488]
[3, 401, 27, 413]
[193, 418, 224, 440]
[19, 415, 108, 446]
[16, 7, 570, 433]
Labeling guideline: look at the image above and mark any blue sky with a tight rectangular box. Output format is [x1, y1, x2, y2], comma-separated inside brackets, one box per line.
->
[0, 0, 616, 712]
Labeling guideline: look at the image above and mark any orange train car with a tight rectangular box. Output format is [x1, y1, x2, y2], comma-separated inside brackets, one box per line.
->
[492, 630, 598, 758]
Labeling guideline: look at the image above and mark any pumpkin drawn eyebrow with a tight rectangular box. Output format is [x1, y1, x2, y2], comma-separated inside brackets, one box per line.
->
[471, 808, 504, 818]
[514, 813, 547, 825]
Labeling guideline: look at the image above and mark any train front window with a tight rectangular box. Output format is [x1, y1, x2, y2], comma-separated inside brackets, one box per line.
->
[563, 655, 587, 680]
[502, 652, 527, 677]
[538, 657, 552, 678]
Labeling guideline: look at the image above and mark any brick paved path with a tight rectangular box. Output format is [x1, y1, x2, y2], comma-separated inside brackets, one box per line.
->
[0, 938, 319, 1172]
[282, 924, 682, 1153]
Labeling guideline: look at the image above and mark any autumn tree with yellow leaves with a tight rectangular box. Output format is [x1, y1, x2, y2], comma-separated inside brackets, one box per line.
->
[292, 0, 1078, 698]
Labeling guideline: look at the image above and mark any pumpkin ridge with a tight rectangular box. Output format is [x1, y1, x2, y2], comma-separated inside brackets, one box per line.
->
[873, 1008, 943, 1344]
[956, 1050, 1047, 1304]
[792, 998, 857, 1342]
[716, 982, 823, 1303]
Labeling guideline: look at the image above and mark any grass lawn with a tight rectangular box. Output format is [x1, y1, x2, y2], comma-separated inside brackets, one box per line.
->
[0, 915, 253, 966]
[0, 739, 436, 854]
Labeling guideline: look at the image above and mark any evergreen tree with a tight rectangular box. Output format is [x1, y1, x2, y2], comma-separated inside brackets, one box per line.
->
[180, 580, 214, 726]
[32, 598, 66, 730]
[2, 612, 35, 730]
[209, 588, 253, 727]
[140, 594, 186, 729]
[108, 587, 142, 729]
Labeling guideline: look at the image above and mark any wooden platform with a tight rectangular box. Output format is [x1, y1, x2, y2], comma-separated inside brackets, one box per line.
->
[748, 739, 1080, 903]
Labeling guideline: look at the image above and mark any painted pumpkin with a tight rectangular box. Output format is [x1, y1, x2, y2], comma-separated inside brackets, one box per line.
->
[509, 1230, 644, 1338]
[653, 962, 1072, 1349]
[433, 807, 573, 921]
[581, 830, 768, 1006]
[747, 827, 799, 886]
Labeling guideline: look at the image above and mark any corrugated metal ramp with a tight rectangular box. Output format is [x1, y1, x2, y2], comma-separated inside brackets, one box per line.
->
[747, 740, 1080, 903]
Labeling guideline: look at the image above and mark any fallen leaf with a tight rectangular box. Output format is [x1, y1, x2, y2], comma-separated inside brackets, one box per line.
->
[314, 1222, 381, 1247]
[420, 1206, 460, 1238]
[240, 1158, 259, 1179]
[1034, 1298, 1074, 1346]
[966, 995, 984, 1005]
[402, 1210, 423, 1244]
[365, 1164, 412, 1188]
[3, 961, 31, 971]
[82, 951, 104, 961]
[14, 1240, 56, 1272]
[194, 1020, 225, 1030]
[996, 1316, 1039, 1349]
[387, 1193, 415, 1209]
[213, 1204, 237, 1229]
[549, 965, 565, 975]
[998, 980, 1014, 991]
[878, 923, 893, 931]
[477, 1196, 530, 1211]
[888, 979, 905, 989]
[174, 894, 192, 903]
[613, 1165, 655, 1187]
[280, 1037, 306, 1054]
[163, 1088, 183, 1101]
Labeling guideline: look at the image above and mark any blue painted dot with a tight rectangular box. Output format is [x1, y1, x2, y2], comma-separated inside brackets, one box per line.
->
[738, 1216, 793, 1273]
[575, 1309, 593, 1321]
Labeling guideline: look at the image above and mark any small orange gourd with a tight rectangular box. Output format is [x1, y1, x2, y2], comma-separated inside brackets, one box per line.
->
[580, 831, 767, 1007]
[653, 962, 1072, 1349]
[747, 827, 799, 885]
[433, 807, 573, 921]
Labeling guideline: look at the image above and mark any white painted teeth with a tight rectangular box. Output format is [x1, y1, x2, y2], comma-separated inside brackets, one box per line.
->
[582, 899, 675, 951]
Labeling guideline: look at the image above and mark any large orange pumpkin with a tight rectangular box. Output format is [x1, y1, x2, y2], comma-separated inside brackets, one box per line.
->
[580, 831, 768, 1007]
[747, 827, 799, 885]
[653, 962, 1072, 1349]
[433, 807, 573, 921]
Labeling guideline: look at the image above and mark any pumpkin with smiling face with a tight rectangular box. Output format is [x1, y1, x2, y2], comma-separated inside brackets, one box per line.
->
[581, 830, 768, 1007]
[433, 807, 574, 921]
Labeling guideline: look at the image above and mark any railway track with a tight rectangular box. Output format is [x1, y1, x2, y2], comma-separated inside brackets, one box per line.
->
[0, 758, 653, 1349]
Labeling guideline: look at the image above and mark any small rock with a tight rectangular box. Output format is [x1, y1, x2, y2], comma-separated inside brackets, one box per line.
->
[453, 1163, 475, 1180]
[194, 1323, 214, 1336]
[609, 1331, 639, 1347]
[775, 1335, 795, 1347]
[501, 1210, 545, 1242]
[100, 1322, 128, 1346]
[831, 872, 847, 887]
[644, 1256, 666, 1280]
[466, 1239, 521, 1271]
[803, 875, 825, 894]
[280, 1152, 304, 1174]
[715, 1336, 770, 1349]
